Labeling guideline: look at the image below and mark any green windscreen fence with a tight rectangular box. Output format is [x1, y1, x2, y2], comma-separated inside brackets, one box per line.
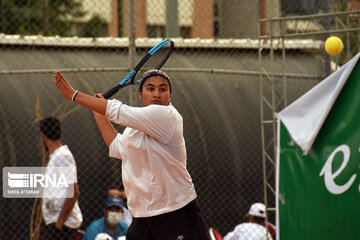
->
[277, 57, 360, 239]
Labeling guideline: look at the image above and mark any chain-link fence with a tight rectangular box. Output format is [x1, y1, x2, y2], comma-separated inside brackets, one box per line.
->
[1, 0, 359, 239]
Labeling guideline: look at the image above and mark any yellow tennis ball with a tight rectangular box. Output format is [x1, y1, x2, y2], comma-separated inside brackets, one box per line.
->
[325, 36, 343, 56]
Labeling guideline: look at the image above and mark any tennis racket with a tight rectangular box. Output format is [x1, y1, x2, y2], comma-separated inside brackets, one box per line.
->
[103, 39, 174, 99]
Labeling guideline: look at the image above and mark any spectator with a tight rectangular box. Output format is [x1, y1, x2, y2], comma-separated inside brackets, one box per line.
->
[248, 203, 276, 240]
[223, 203, 274, 240]
[39, 117, 83, 240]
[107, 188, 133, 226]
[82, 197, 128, 240]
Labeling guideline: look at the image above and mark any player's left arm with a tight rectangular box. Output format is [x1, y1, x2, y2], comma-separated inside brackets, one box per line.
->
[93, 110, 117, 147]
[54, 71, 107, 115]
[92, 94, 118, 147]
[56, 182, 80, 229]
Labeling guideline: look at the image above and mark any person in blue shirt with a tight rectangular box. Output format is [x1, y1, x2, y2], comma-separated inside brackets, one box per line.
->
[82, 197, 128, 240]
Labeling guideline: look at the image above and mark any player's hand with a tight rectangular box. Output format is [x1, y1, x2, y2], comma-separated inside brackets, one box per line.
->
[94, 93, 105, 99]
[54, 71, 76, 100]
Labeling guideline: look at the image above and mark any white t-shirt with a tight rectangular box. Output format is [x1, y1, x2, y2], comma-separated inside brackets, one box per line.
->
[106, 100, 197, 218]
[223, 222, 273, 240]
[42, 145, 83, 228]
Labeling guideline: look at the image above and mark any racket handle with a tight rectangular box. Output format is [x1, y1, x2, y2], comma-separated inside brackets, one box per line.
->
[103, 85, 120, 99]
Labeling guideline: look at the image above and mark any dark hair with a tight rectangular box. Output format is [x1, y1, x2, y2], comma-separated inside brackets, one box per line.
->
[138, 69, 172, 93]
[252, 216, 266, 224]
[39, 117, 62, 140]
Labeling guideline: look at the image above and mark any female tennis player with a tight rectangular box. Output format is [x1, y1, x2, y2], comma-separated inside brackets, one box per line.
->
[54, 70, 209, 240]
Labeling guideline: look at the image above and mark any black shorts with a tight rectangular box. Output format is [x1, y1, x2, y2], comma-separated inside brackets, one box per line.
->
[126, 199, 210, 240]
[40, 223, 78, 240]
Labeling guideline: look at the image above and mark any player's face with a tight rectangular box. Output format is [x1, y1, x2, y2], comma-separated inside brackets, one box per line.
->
[138, 76, 171, 106]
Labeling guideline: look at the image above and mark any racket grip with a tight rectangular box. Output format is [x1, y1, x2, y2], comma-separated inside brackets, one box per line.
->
[103, 85, 120, 99]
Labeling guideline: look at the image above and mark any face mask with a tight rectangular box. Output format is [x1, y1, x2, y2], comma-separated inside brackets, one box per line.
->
[107, 211, 123, 225]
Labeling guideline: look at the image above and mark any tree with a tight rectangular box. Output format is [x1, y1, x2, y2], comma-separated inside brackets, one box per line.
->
[80, 15, 108, 37]
[0, 0, 85, 36]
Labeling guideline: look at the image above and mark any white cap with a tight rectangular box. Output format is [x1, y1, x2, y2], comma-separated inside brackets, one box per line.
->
[248, 202, 266, 218]
[94, 233, 113, 240]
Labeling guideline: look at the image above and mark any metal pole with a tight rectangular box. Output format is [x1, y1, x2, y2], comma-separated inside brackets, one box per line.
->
[259, 39, 269, 240]
[324, 0, 331, 76]
[42, 0, 48, 36]
[166, 0, 180, 37]
[128, 0, 136, 105]
[259, 17, 270, 240]
[270, 20, 273, 61]
[346, 0, 350, 60]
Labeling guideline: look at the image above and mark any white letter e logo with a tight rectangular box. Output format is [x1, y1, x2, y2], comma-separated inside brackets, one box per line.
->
[319, 144, 356, 195]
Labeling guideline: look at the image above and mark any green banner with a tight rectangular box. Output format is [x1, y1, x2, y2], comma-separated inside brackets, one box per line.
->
[278, 60, 360, 239]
